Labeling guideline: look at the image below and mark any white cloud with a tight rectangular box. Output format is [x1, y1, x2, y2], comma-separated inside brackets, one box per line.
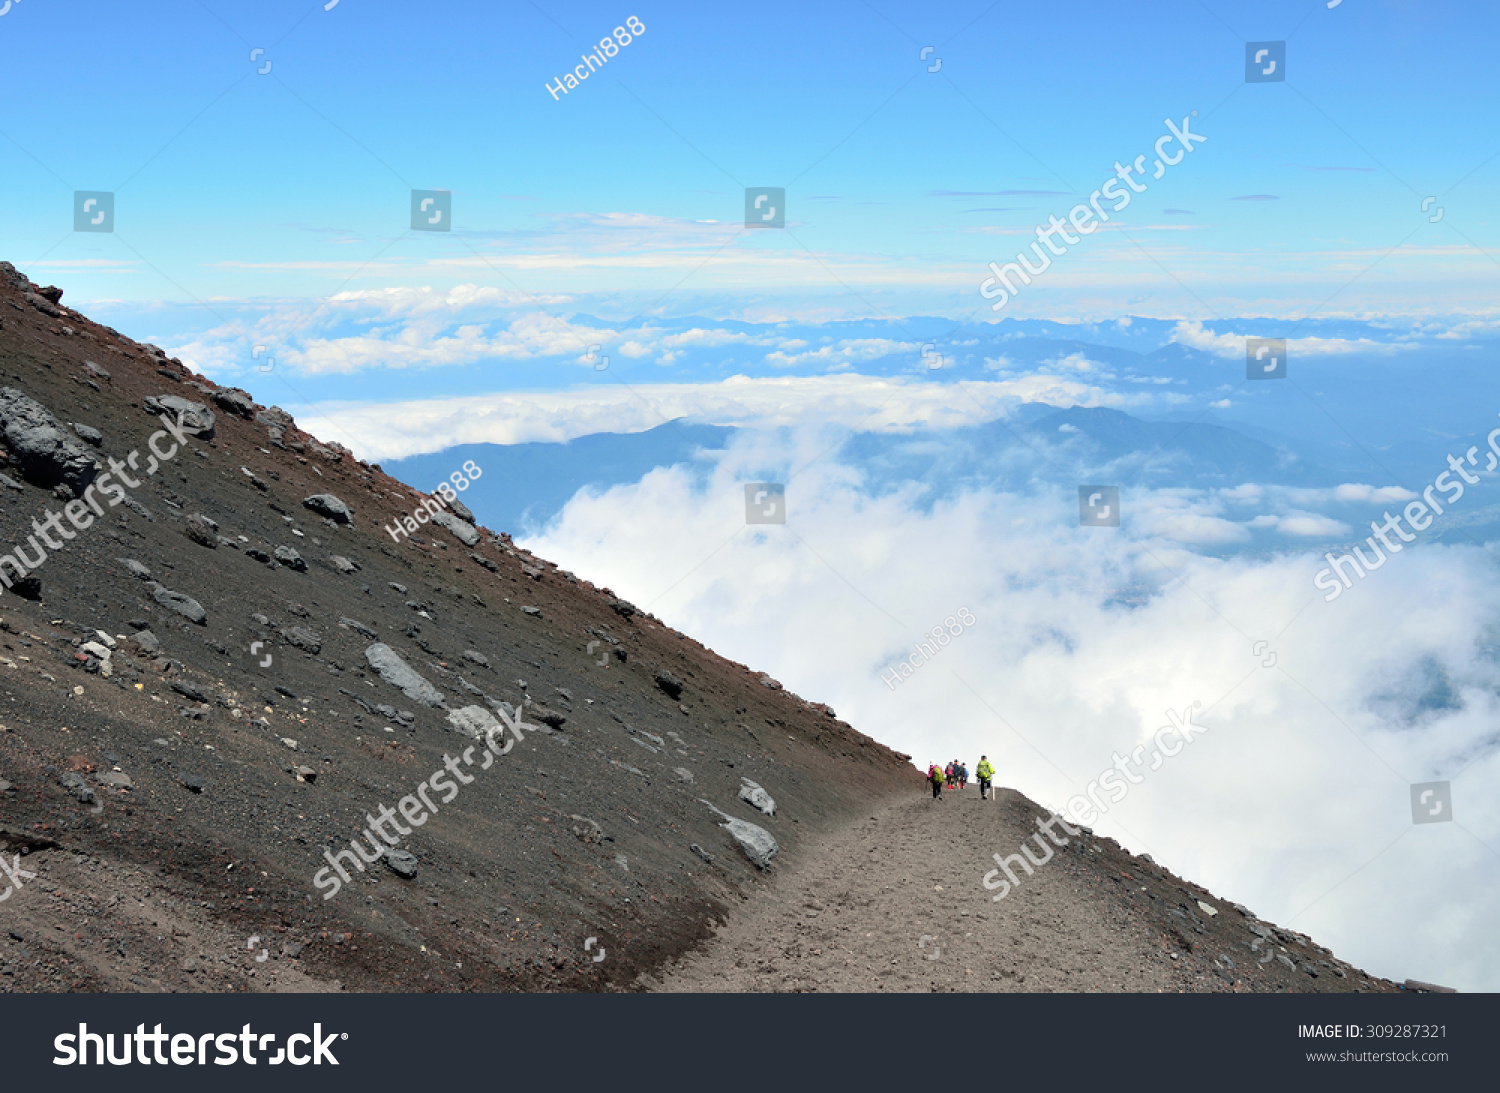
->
[295, 373, 1118, 461]
[520, 437, 1500, 991]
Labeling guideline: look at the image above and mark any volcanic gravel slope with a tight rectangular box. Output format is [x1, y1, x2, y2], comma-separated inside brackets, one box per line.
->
[0, 261, 916, 992]
[649, 785, 1401, 993]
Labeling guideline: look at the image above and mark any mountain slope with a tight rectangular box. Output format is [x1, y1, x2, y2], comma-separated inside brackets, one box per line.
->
[0, 261, 915, 992]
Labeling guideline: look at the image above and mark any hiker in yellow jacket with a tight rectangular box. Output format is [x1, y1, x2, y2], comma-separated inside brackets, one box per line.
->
[927, 762, 944, 800]
[975, 756, 995, 800]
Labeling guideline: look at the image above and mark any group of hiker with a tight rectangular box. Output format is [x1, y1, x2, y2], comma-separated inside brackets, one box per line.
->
[926, 756, 994, 800]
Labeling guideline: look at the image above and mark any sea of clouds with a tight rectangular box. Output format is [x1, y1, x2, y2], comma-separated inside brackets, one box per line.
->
[524, 426, 1500, 992]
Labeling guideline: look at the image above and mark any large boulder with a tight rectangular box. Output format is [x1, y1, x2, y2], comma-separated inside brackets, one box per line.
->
[448, 498, 476, 523]
[144, 395, 215, 439]
[364, 643, 444, 707]
[429, 508, 479, 546]
[256, 407, 294, 430]
[0, 387, 98, 492]
[303, 494, 354, 525]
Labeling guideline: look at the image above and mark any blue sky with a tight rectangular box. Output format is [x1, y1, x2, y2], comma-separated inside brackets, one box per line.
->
[3, 0, 1498, 337]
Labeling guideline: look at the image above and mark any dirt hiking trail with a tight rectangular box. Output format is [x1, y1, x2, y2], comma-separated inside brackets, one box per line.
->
[646, 784, 1397, 993]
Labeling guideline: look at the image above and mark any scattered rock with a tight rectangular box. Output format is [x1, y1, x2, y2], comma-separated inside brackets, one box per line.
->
[429, 508, 479, 546]
[143, 395, 215, 439]
[702, 801, 778, 869]
[739, 778, 776, 816]
[274, 546, 307, 572]
[179, 774, 205, 794]
[382, 848, 418, 878]
[653, 670, 684, 699]
[462, 649, 489, 668]
[521, 606, 541, 617]
[129, 630, 161, 655]
[690, 844, 714, 864]
[331, 555, 360, 573]
[303, 494, 354, 525]
[280, 626, 322, 654]
[758, 674, 782, 690]
[184, 514, 218, 548]
[118, 558, 152, 581]
[152, 587, 207, 625]
[71, 423, 103, 446]
[338, 617, 377, 639]
[364, 643, 445, 707]
[211, 388, 257, 419]
[447, 704, 500, 740]
[170, 680, 208, 703]
[0, 386, 99, 492]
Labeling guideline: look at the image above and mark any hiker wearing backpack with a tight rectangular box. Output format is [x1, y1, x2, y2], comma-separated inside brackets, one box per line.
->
[958, 763, 968, 790]
[928, 762, 944, 800]
[976, 755, 994, 800]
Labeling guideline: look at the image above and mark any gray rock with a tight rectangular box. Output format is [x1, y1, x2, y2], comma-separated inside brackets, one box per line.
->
[461, 649, 489, 668]
[179, 774, 206, 793]
[331, 555, 360, 573]
[256, 406, 294, 430]
[96, 771, 133, 789]
[690, 844, 714, 864]
[364, 643, 445, 707]
[1275, 953, 1297, 970]
[0, 472, 21, 491]
[24, 291, 60, 317]
[447, 704, 500, 740]
[429, 508, 479, 546]
[339, 617, 378, 639]
[0, 387, 99, 492]
[184, 514, 218, 548]
[153, 587, 207, 625]
[280, 626, 321, 654]
[654, 670, 684, 699]
[129, 630, 161, 654]
[274, 545, 307, 571]
[448, 498, 475, 523]
[143, 395, 215, 439]
[739, 778, 776, 816]
[610, 599, 636, 618]
[82, 360, 111, 380]
[211, 388, 257, 419]
[118, 558, 152, 580]
[759, 674, 782, 690]
[388, 582, 407, 594]
[382, 848, 418, 878]
[702, 801, 778, 869]
[71, 423, 103, 446]
[674, 767, 694, 783]
[171, 680, 208, 703]
[521, 606, 541, 617]
[303, 494, 353, 525]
